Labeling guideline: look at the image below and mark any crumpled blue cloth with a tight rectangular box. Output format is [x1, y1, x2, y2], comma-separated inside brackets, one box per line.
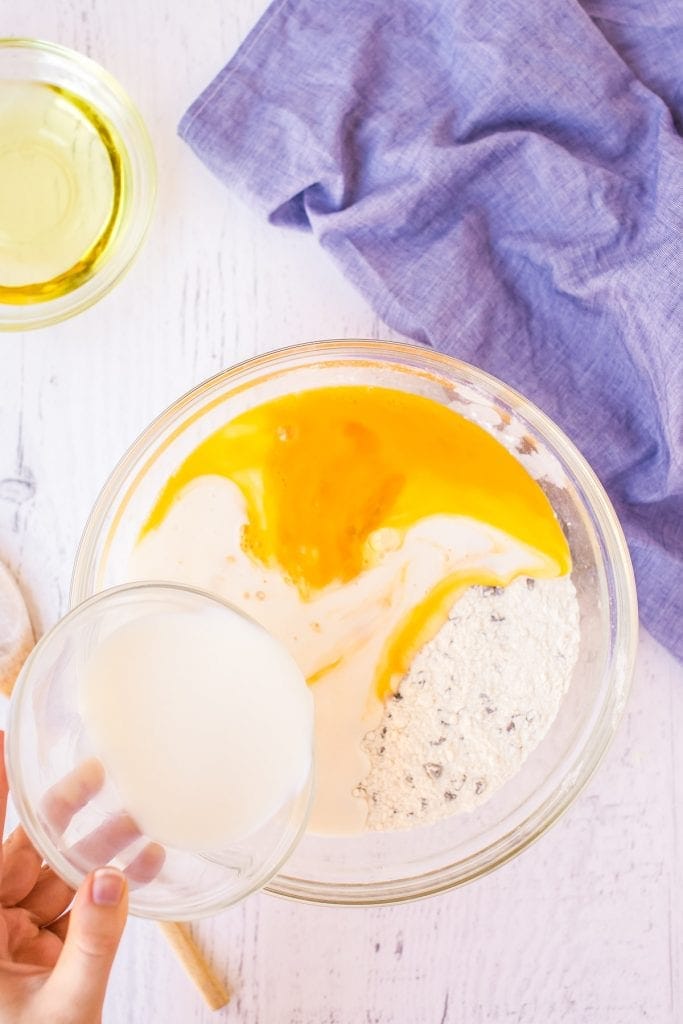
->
[180, 0, 683, 660]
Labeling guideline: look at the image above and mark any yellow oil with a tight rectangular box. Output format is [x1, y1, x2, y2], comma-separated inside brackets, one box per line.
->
[0, 81, 124, 304]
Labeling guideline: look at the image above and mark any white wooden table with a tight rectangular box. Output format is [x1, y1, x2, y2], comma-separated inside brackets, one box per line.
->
[1, 3, 681, 1021]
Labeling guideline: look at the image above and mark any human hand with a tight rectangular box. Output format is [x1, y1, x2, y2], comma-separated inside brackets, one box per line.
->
[0, 732, 128, 1024]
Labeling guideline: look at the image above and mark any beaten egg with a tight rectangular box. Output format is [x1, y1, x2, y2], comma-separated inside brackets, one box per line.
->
[141, 386, 571, 701]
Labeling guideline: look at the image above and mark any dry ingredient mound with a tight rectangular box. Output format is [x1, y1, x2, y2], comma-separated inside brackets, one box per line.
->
[359, 575, 580, 831]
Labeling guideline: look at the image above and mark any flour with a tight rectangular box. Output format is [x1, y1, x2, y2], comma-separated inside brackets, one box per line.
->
[359, 575, 580, 830]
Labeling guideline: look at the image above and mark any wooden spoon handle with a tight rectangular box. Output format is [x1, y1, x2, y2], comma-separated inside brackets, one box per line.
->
[158, 921, 230, 1011]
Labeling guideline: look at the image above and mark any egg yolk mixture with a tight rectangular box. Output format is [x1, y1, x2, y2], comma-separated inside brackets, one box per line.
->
[141, 386, 570, 704]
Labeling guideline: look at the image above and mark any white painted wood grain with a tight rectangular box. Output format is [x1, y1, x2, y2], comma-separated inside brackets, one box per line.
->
[0, 3, 681, 1023]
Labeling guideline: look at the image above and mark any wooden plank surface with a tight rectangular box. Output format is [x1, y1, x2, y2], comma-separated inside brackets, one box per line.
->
[0, 3, 681, 1021]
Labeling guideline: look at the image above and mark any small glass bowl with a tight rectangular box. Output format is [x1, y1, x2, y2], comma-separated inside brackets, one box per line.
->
[0, 39, 155, 330]
[72, 340, 638, 906]
[6, 582, 314, 920]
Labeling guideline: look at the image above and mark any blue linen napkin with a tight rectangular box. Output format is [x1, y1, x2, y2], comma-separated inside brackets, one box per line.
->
[179, 0, 683, 660]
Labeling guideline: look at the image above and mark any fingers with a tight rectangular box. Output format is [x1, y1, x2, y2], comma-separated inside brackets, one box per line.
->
[43, 765, 154, 885]
[2, 905, 61, 968]
[0, 827, 42, 906]
[47, 909, 69, 944]
[17, 865, 74, 927]
[41, 839, 164, 944]
[41, 759, 105, 834]
[68, 813, 140, 869]
[123, 842, 166, 888]
[43, 868, 128, 1019]
[1, 907, 40, 956]
[12, 925, 63, 970]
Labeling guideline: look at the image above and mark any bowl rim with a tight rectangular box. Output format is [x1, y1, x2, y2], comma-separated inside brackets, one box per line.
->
[0, 37, 156, 331]
[70, 338, 639, 906]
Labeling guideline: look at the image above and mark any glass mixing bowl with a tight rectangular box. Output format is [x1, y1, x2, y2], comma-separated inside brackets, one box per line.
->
[0, 39, 155, 330]
[71, 340, 638, 906]
[6, 582, 314, 920]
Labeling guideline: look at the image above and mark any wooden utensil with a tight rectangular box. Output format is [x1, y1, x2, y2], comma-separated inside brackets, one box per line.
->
[159, 921, 230, 1011]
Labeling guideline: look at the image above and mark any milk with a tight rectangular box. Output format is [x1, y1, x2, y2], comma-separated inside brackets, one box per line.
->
[79, 604, 313, 851]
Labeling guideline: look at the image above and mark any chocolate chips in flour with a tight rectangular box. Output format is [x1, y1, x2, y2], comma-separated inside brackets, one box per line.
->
[359, 574, 580, 830]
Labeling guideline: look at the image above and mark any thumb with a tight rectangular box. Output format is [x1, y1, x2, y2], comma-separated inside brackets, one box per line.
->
[45, 868, 128, 1020]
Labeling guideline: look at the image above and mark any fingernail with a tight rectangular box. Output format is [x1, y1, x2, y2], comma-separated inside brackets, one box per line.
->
[92, 868, 125, 907]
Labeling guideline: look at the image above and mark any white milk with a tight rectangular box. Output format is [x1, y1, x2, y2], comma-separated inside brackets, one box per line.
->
[79, 605, 313, 851]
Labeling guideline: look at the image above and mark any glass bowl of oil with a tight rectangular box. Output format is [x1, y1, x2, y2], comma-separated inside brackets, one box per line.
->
[0, 38, 155, 330]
